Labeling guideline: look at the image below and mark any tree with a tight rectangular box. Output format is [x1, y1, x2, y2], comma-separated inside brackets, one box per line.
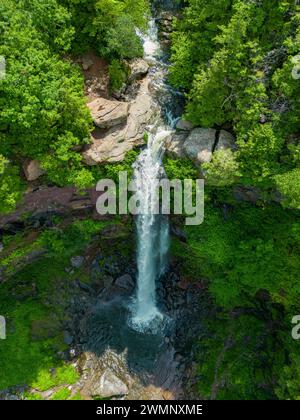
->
[202, 149, 241, 187]
[0, 155, 23, 213]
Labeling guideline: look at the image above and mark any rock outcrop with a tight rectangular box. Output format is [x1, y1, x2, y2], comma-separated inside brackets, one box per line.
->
[23, 160, 44, 181]
[90, 369, 129, 398]
[157, 11, 175, 47]
[128, 59, 149, 82]
[83, 76, 158, 164]
[114, 274, 135, 292]
[87, 98, 129, 129]
[165, 128, 236, 163]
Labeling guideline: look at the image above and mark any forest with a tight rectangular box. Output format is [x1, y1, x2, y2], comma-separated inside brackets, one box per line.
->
[0, 0, 300, 402]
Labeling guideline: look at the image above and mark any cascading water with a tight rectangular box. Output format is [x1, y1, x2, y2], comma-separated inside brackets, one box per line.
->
[130, 18, 175, 332]
[130, 129, 170, 331]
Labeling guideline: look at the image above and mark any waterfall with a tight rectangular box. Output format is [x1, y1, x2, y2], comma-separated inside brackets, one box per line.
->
[130, 19, 174, 332]
[131, 129, 171, 331]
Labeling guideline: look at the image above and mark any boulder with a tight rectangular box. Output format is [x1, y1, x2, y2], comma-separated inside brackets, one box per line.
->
[87, 97, 129, 129]
[164, 132, 187, 159]
[114, 274, 135, 291]
[83, 76, 158, 164]
[183, 128, 217, 164]
[128, 59, 149, 82]
[91, 369, 129, 398]
[23, 160, 44, 181]
[176, 118, 194, 131]
[215, 130, 236, 151]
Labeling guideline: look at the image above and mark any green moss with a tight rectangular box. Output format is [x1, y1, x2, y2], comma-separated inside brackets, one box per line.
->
[31, 366, 79, 392]
[0, 299, 59, 390]
[51, 387, 72, 400]
[24, 392, 43, 400]
[70, 391, 84, 400]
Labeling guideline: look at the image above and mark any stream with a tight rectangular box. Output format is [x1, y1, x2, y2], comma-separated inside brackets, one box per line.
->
[130, 15, 173, 333]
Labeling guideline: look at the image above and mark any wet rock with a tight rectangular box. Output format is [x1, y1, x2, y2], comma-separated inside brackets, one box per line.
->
[128, 59, 149, 82]
[98, 284, 131, 302]
[176, 119, 194, 131]
[23, 160, 44, 181]
[41, 389, 53, 399]
[70, 348, 77, 358]
[104, 260, 120, 276]
[183, 128, 216, 164]
[233, 186, 262, 203]
[76, 280, 92, 294]
[71, 256, 85, 269]
[91, 369, 129, 398]
[114, 274, 135, 292]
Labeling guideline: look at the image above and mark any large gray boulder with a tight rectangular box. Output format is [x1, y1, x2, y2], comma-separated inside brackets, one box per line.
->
[91, 369, 129, 398]
[183, 128, 216, 164]
[164, 132, 187, 159]
[87, 97, 129, 129]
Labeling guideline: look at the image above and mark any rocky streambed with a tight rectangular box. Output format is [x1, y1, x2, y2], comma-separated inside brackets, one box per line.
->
[56, 240, 210, 400]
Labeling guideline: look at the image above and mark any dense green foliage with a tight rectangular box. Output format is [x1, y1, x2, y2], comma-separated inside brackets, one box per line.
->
[0, 218, 111, 393]
[0, 0, 93, 196]
[0, 0, 148, 213]
[170, 4, 300, 398]
[171, 0, 300, 201]
[171, 200, 300, 399]
[60, 0, 148, 58]
[1, 0, 300, 402]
